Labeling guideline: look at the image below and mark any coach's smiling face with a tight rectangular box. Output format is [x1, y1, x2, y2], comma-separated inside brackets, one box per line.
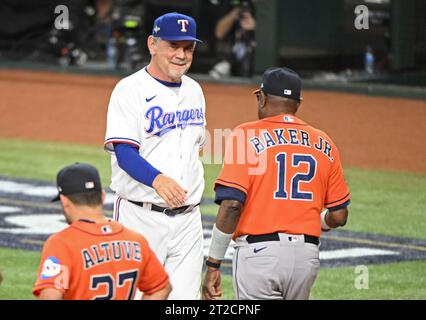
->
[147, 36, 195, 83]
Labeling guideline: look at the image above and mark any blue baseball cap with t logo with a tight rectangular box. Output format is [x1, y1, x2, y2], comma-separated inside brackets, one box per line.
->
[152, 12, 202, 42]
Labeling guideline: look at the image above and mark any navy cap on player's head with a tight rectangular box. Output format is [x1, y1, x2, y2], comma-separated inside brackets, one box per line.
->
[152, 12, 202, 42]
[51, 163, 102, 202]
[259, 67, 302, 102]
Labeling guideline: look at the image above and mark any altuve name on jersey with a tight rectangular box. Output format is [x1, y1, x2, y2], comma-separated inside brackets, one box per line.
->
[82, 240, 142, 270]
[249, 128, 334, 161]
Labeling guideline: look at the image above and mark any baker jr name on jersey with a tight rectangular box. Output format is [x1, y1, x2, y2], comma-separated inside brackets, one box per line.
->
[82, 241, 142, 270]
[249, 128, 334, 161]
[145, 105, 205, 137]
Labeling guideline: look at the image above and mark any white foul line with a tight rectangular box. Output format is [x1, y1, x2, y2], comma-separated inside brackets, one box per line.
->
[320, 247, 399, 260]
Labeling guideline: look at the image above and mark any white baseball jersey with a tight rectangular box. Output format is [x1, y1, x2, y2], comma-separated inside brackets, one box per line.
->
[104, 67, 206, 206]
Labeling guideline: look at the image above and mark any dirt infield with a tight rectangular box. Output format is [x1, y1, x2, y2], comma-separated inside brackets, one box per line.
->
[1, 69, 425, 173]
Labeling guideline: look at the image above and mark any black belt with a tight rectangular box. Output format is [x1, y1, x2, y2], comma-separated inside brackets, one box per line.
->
[246, 232, 319, 246]
[128, 200, 199, 217]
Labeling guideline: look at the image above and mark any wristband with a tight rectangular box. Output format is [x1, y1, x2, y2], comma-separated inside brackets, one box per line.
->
[205, 260, 221, 269]
[208, 224, 233, 260]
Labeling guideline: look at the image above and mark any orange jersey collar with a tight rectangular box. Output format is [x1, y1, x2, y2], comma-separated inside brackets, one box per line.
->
[71, 219, 124, 236]
[260, 114, 307, 126]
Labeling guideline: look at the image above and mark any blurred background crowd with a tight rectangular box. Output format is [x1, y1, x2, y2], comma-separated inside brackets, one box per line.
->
[0, 0, 425, 82]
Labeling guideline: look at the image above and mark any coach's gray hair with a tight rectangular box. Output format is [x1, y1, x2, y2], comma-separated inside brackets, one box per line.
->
[152, 36, 196, 49]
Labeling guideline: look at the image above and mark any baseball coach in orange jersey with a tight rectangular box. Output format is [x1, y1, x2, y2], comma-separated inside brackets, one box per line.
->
[202, 67, 351, 300]
[33, 163, 171, 300]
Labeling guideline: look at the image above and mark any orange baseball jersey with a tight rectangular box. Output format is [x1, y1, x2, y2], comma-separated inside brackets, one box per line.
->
[33, 219, 169, 300]
[215, 114, 351, 238]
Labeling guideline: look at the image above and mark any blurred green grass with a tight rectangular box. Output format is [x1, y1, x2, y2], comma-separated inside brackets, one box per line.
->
[310, 260, 426, 299]
[1, 247, 425, 300]
[0, 248, 41, 299]
[0, 138, 425, 299]
[0, 139, 111, 184]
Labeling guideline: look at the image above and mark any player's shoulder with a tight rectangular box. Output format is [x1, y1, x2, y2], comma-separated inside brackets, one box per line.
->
[43, 226, 74, 249]
[308, 125, 337, 146]
[116, 222, 149, 245]
[113, 68, 150, 93]
[182, 74, 203, 92]
[233, 119, 264, 131]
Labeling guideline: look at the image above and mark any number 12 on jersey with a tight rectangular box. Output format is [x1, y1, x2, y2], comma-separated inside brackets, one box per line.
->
[274, 153, 317, 201]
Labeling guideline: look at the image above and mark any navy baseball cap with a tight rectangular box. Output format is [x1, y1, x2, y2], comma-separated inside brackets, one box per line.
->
[152, 12, 202, 42]
[51, 163, 102, 202]
[258, 67, 302, 101]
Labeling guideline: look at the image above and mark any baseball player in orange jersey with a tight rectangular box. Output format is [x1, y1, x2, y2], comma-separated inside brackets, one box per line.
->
[33, 163, 171, 300]
[202, 67, 351, 300]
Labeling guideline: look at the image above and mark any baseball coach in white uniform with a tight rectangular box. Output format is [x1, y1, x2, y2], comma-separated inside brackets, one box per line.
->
[104, 12, 206, 299]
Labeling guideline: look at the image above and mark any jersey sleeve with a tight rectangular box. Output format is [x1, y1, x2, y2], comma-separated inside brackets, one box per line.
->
[214, 128, 250, 195]
[104, 82, 141, 153]
[137, 238, 169, 295]
[324, 145, 351, 208]
[215, 185, 247, 205]
[32, 236, 72, 297]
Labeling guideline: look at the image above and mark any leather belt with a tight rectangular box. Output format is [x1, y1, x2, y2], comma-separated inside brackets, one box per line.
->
[246, 232, 319, 246]
[128, 200, 200, 217]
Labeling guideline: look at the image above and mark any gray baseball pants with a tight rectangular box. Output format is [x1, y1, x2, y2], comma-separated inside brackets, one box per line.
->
[232, 233, 320, 300]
